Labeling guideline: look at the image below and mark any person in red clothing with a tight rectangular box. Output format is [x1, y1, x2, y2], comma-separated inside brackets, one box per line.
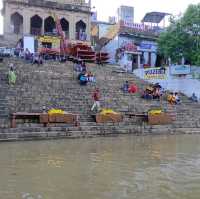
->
[128, 83, 138, 94]
[91, 88, 101, 112]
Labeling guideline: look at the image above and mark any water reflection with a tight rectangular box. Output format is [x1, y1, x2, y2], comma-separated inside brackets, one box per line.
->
[0, 135, 200, 199]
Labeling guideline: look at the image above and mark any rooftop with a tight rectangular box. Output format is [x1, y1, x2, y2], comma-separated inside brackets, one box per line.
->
[142, 12, 171, 24]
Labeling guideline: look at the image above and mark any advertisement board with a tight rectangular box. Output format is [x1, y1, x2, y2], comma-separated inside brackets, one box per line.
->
[144, 67, 167, 80]
[99, 24, 112, 38]
[38, 36, 60, 44]
[170, 65, 191, 75]
[24, 36, 35, 53]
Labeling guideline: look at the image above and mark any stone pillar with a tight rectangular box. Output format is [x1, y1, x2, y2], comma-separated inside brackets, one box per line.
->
[42, 16, 45, 35]
[87, 16, 91, 41]
[4, 4, 11, 35]
[23, 11, 30, 35]
[70, 15, 75, 40]
[138, 54, 141, 68]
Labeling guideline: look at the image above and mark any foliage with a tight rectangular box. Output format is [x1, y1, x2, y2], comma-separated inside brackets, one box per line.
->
[158, 3, 200, 65]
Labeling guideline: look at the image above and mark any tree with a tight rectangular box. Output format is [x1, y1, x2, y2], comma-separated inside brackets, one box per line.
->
[158, 3, 200, 65]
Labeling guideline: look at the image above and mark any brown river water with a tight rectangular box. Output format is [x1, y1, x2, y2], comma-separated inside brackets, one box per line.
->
[0, 135, 200, 199]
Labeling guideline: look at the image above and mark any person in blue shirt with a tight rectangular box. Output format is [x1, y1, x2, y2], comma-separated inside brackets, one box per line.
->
[78, 72, 88, 85]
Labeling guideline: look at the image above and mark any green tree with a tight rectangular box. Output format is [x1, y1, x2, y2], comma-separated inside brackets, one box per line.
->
[158, 3, 200, 65]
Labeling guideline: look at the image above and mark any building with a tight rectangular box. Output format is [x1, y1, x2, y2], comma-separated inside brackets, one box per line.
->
[92, 12, 169, 67]
[108, 16, 116, 24]
[118, 5, 134, 23]
[2, 0, 91, 45]
[91, 11, 97, 22]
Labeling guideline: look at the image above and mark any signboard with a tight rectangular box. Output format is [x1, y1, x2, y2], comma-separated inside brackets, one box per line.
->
[170, 65, 191, 75]
[140, 43, 152, 50]
[38, 36, 60, 44]
[24, 36, 35, 53]
[144, 67, 167, 79]
[98, 24, 111, 38]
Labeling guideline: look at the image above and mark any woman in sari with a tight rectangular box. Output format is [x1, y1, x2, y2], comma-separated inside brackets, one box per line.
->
[8, 66, 16, 85]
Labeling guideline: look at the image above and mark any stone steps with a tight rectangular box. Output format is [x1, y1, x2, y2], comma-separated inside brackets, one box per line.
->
[1, 57, 200, 140]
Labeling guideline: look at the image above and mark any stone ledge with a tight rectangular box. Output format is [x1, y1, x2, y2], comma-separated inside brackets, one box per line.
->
[0, 127, 197, 142]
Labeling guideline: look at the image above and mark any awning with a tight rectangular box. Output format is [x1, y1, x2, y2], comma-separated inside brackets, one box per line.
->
[142, 12, 171, 24]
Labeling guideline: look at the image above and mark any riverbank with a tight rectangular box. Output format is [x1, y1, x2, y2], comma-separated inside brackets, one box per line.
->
[1, 125, 200, 142]
[0, 57, 200, 141]
[1, 134, 200, 199]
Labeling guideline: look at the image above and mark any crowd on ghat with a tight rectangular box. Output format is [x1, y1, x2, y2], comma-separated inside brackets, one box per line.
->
[14, 48, 69, 65]
[15, 48, 44, 65]
[4, 49, 199, 114]
[75, 60, 96, 85]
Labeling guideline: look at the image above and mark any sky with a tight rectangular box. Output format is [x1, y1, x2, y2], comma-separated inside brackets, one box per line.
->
[91, 0, 200, 22]
[0, 0, 199, 34]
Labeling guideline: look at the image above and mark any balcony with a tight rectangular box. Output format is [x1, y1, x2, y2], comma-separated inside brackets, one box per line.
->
[119, 20, 165, 39]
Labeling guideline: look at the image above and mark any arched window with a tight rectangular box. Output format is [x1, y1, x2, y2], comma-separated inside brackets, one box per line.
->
[60, 18, 69, 39]
[44, 16, 56, 34]
[30, 15, 42, 35]
[75, 20, 87, 40]
[11, 12, 23, 34]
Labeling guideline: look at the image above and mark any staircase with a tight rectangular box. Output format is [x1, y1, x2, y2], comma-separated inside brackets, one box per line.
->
[0, 57, 200, 141]
[0, 63, 10, 128]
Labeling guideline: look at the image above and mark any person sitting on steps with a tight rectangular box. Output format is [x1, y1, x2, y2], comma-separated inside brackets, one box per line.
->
[189, 93, 198, 102]
[32, 53, 43, 65]
[81, 61, 87, 72]
[88, 71, 96, 83]
[122, 81, 129, 93]
[174, 92, 181, 104]
[78, 71, 88, 85]
[128, 83, 138, 94]
[91, 88, 101, 112]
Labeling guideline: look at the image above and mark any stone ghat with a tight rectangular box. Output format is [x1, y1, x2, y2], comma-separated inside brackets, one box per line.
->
[0, 58, 200, 141]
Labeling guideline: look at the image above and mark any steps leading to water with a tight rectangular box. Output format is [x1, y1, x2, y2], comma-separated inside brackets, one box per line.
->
[0, 57, 200, 140]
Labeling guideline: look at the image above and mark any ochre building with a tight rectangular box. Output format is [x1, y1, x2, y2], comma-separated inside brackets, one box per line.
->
[2, 0, 91, 45]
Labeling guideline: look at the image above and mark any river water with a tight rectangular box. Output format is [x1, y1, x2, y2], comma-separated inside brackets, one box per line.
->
[1, 135, 200, 199]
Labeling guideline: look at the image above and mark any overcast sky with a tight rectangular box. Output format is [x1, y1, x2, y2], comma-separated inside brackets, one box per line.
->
[0, 0, 199, 34]
[91, 0, 200, 22]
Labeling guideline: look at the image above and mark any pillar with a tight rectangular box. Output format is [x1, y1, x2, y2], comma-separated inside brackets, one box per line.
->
[23, 11, 30, 35]
[70, 15, 75, 40]
[138, 54, 141, 68]
[4, 5, 11, 35]
[87, 17, 91, 41]
[42, 15, 45, 35]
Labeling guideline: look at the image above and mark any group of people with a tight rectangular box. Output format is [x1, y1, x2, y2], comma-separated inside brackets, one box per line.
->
[75, 60, 87, 72]
[122, 81, 138, 94]
[141, 83, 162, 100]
[76, 61, 96, 85]
[18, 48, 43, 65]
[167, 92, 181, 105]
[78, 71, 96, 85]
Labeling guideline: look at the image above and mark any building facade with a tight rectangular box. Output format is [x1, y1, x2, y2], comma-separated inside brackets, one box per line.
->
[2, 0, 91, 45]
[118, 5, 134, 23]
[92, 20, 160, 67]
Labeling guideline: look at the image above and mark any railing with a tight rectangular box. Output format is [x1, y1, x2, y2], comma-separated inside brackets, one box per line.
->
[120, 20, 165, 37]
